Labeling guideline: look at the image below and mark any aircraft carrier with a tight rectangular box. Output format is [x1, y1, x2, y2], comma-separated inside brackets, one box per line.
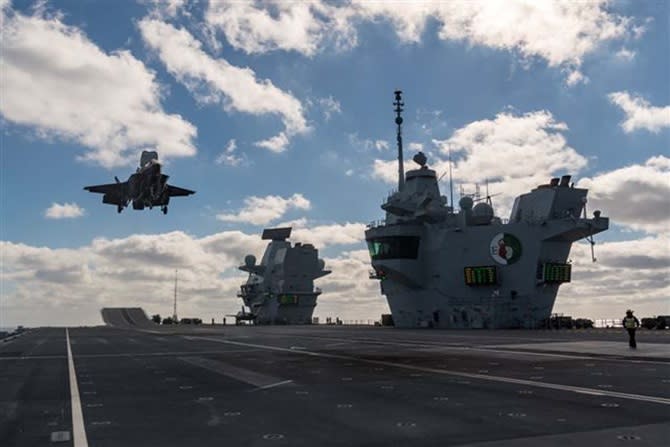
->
[2, 308, 669, 447]
[366, 91, 609, 329]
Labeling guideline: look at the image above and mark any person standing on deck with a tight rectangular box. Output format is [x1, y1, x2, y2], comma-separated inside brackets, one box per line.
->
[623, 310, 640, 349]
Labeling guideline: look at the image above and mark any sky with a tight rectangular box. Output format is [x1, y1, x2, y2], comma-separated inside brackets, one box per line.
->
[1, 0, 668, 328]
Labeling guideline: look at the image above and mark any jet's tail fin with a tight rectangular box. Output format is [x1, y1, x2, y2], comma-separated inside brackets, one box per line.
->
[140, 150, 159, 168]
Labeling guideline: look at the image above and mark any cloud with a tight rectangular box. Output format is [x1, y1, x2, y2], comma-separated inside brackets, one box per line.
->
[0, 4, 197, 168]
[215, 139, 247, 167]
[2, 227, 667, 326]
[291, 222, 366, 248]
[317, 96, 342, 121]
[556, 235, 670, 320]
[373, 110, 587, 216]
[205, 1, 641, 85]
[375, 140, 389, 151]
[608, 91, 670, 134]
[138, 18, 309, 152]
[577, 156, 670, 234]
[204, 1, 356, 56]
[44, 202, 85, 219]
[216, 193, 311, 225]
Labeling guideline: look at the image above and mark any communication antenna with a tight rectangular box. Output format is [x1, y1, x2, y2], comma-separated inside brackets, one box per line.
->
[582, 200, 597, 262]
[173, 269, 178, 322]
[393, 90, 405, 192]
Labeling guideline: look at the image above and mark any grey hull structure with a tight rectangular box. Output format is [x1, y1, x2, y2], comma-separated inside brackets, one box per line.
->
[238, 227, 331, 324]
[365, 92, 609, 329]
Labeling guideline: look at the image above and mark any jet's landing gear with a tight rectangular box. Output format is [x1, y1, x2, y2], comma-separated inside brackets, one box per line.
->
[161, 206, 168, 215]
[117, 205, 123, 214]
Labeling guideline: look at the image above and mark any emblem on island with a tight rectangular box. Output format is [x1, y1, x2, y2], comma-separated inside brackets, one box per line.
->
[490, 233, 522, 265]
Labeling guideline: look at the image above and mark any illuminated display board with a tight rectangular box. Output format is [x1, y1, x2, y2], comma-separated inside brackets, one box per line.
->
[542, 263, 571, 283]
[464, 265, 497, 286]
[278, 294, 299, 305]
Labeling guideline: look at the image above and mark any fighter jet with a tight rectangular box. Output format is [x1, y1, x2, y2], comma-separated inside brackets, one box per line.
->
[84, 151, 195, 214]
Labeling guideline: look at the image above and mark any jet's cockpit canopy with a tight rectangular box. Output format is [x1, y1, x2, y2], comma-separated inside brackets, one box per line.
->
[140, 150, 159, 168]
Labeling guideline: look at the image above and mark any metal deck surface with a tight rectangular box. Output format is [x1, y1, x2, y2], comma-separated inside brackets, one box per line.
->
[2, 325, 669, 446]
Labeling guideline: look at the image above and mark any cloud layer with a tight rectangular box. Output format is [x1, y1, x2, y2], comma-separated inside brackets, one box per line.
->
[139, 18, 309, 153]
[44, 202, 85, 219]
[205, 0, 641, 85]
[608, 91, 670, 133]
[374, 110, 587, 217]
[0, 5, 197, 168]
[216, 193, 311, 225]
[577, 156, 670, 234]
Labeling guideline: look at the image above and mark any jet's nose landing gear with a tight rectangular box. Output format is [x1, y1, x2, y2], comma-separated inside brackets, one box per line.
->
[162, 206, 168, 215]
[117, 205, 123, 214]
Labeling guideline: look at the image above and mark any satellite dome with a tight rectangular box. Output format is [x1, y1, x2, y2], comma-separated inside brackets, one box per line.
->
[318, 259, 326, 271]
[413, 152, 427, 167]
[472, 202, 494, 219]
[244, 255, 256, 267]
[459, 196, 473, 211]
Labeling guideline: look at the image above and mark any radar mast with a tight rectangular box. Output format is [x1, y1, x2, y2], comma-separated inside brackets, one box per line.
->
[394, 90, 405, 191]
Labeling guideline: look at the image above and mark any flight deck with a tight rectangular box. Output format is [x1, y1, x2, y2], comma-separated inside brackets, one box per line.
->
[1, 321, 669, 446]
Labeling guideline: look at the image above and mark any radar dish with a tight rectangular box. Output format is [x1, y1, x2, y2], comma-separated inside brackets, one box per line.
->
[413, 152, 427, 167]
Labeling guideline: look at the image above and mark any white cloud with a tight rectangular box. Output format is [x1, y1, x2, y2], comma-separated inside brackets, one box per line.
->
[577, 156, 670, 234]
[291, 222, 366, 248]
[317, 96, 342, 121]
[138, 18, 309, 152]
[0, 5, 197, 168]
[615, 48, 636, 62]
[608, 91, 670, 133]
[205, 1, 641, 85]
[408, 142, 423, 152]
[254, 132, 289, 153]
[216, 193, 311, 225]
[215, 139, 247, 167]
[2, 227, 667, 326]
[556, 235, 670, 320]
[374, 110, 588, 216]
[204, 1, 357, 56]
[44, 202, 85, 219]
[375, 140, 389, 151]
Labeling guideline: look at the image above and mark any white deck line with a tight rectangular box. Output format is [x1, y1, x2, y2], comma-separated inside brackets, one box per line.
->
[66, 329, 89, 447]
[190, 335, 670, 406]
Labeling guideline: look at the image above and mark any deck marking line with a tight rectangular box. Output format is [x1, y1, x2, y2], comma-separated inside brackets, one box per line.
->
[178, 356, 292, 390]
[252, 380, 294, 391]
[264, 333, 669, 365]
[66, 329, 89, 447]
[190, 336, 670, 406]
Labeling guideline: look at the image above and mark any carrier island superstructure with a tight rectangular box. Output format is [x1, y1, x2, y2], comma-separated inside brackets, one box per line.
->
[237, 227, 331, 324]
[365, 91, 609, 329]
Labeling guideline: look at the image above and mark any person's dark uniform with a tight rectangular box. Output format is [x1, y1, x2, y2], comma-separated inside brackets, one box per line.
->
[623, 310, 640, 349]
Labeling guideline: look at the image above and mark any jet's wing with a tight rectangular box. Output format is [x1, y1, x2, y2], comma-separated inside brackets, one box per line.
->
[84, 182, 126, 195]
[166, 185, 195, 197]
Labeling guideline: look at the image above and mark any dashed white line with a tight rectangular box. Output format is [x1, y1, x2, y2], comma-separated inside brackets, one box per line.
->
[66, 329, 89, 447]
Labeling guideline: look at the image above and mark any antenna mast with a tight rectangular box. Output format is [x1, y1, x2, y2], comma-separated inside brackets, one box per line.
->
[393, 90, 405, 192]
[173, 269, 178, 322]
[448, 147, 454, 210]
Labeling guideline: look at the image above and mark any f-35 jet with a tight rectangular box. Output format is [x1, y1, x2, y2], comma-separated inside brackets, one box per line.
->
[84, 151, 195, 214]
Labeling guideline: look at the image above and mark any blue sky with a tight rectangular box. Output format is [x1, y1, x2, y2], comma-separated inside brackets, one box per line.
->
[1, 0, 668, 327]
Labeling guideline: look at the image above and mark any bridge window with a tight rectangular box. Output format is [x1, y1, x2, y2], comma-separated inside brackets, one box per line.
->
[367, 236, 420, 260]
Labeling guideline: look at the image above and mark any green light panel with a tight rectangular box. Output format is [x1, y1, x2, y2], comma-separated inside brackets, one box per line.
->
[464, 265, 498, 286]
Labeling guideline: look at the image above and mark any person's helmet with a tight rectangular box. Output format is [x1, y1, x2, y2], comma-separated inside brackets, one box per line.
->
[626, 309, 633, 315]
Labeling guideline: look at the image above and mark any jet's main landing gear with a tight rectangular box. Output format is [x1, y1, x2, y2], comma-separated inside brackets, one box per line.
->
[162, 206, 168, 215]
[117, 205, 123, 214]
